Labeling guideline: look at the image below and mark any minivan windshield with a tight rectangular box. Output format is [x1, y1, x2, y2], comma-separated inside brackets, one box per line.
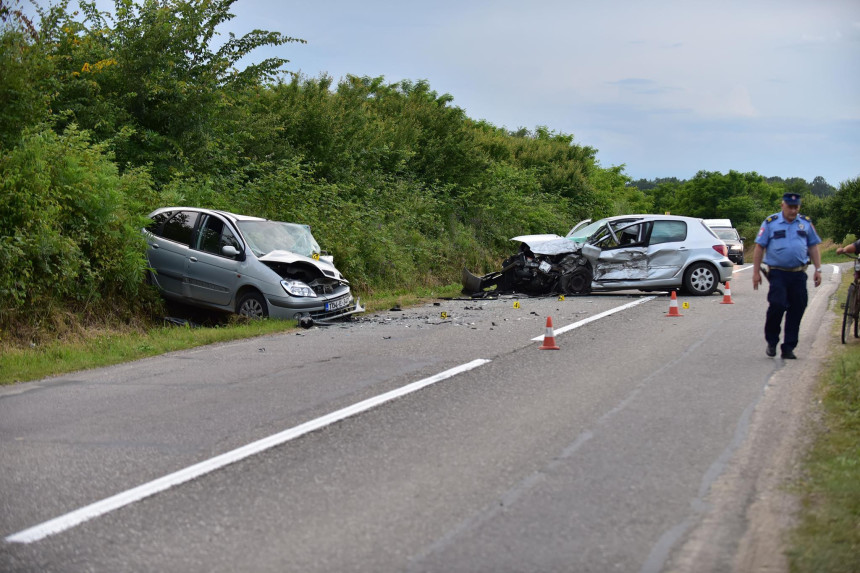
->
[237, 221, 322, 258]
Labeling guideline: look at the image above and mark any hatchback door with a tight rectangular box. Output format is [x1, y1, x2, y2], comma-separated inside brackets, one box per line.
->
[581, 220, 649, 281]
[644, 220, 690, 279]
[185, 214, 244, 307]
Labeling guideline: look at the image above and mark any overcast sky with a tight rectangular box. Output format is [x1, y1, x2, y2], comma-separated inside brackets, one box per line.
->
[60, 0, 860, 186]
[216, 0, 859, 186]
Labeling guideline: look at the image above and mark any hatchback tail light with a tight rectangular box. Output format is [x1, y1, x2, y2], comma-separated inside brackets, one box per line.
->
[712, 244, 728, 256]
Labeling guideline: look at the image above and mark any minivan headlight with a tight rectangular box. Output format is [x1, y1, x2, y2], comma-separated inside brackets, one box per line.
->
[280, 279, 317, 297]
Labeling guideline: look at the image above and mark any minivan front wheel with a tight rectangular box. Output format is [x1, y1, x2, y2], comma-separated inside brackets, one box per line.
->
[237, 292, 269, 318]
[683, 262, 718, 296]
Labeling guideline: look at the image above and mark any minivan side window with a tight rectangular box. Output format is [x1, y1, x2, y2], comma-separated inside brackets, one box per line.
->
[161, 211, 199, 246]
[146, 211, 173, 235]
[197, 215, 241, 257]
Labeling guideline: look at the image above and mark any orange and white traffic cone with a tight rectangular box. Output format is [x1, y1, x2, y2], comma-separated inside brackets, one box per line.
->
[720, 281, 734, 304]
[539, 316, 560, 350]
[665, 291, 683, 317]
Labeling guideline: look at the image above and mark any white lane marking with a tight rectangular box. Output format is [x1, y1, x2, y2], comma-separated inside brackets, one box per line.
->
[531, 296, 657, 341]
[6, 359, 491, 544]
[734, 264, 753, 273]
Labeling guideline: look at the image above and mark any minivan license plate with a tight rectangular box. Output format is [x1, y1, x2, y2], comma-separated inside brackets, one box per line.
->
[325, 296, 350, 311]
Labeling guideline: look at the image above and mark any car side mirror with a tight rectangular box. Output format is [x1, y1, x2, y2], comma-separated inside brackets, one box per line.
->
[222, 245, 240, 257]
[740, 237, 746, 242]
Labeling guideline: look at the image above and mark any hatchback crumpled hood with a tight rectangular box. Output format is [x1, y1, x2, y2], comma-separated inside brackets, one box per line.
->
[258, 250, 345, 281]
[511, 233, 564, 245]
[517, 237, 582, 256]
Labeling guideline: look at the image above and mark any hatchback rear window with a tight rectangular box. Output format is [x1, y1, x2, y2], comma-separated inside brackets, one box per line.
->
[650, 221, 687, 244]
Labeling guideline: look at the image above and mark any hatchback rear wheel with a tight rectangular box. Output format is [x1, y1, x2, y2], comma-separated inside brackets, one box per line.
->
[683, 262, 718, 296]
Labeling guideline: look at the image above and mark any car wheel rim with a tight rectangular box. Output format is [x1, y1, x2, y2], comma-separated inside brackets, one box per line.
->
[690, 268, 715, 292]
[240, 299, 264, 318]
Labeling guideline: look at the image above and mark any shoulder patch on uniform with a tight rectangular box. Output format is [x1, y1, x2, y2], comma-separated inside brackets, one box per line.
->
[800, 214, 812, 222]
[766, 215, 777, 223]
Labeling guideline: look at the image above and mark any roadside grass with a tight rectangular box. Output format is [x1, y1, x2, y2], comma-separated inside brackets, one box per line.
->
[0, 284, 464, 386]
[788, 259, 860, 572]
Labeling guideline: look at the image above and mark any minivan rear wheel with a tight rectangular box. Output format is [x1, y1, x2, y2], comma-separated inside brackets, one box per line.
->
[237, 292, 268, 318]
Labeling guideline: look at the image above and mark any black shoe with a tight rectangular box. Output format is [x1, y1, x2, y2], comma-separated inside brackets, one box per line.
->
[766, 344, 776, 357]
[781, 349, 797, 359]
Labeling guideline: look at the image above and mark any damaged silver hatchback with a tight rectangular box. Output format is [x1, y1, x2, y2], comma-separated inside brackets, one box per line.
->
[463, 214, 733, 297]
[144, 207, 364, 321]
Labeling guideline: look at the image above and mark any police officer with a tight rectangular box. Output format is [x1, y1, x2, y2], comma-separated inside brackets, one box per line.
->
[752, 192, 822, 359]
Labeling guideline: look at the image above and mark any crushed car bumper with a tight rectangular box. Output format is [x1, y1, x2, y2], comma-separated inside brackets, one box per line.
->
[266, 292, 365, 322]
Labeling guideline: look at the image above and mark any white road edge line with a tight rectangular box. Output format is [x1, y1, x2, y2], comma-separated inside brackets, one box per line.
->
[5, 358, 491, 544]
[531, 296, 657, 341]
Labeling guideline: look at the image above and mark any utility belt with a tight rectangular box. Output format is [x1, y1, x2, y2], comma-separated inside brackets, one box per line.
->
[768, 264, 808, 272]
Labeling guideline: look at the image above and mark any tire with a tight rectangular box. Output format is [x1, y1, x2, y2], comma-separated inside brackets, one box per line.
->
[738, 255, 744, 265]
[559, 267, 593, 295]
[237, 291, 269, 318]
[683, 262, 719, 296]
[844, 284, 856, 344]
[852, 283, 860, 339]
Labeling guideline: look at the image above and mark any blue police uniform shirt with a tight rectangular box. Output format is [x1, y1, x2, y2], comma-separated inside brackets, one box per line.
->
[755, 211, 822, 268]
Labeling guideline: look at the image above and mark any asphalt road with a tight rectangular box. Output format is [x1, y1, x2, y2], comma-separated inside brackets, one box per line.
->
[0, 265, 844, 572]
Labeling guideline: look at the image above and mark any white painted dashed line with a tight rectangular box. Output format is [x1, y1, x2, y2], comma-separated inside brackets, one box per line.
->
[5, 358, 491, 544]
[531, 296, 657, 341]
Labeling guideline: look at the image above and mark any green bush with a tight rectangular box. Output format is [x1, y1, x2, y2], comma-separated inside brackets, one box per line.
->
[0, 125, 152, 325]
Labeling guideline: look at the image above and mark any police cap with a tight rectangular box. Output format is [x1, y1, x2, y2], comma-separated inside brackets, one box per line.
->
[783, 192, 801, 205]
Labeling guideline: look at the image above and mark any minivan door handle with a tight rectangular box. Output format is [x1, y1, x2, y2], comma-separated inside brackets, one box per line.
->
[189, 257, 198, 263]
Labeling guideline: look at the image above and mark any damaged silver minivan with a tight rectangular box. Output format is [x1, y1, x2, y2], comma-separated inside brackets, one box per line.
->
[463, 214, 734, 297]
[144, 207, 363, 321]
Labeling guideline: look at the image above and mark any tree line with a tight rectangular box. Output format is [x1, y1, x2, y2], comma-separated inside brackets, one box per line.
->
[2, 0, 858, 339]
[627, 172, 857, 245]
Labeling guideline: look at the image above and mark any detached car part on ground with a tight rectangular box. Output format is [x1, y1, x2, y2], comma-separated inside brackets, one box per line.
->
[144, 207, 364, 322]
[463, 214, 734, 297]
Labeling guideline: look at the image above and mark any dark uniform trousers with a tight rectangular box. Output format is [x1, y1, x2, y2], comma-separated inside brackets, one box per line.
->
[765, 268, 808, 352]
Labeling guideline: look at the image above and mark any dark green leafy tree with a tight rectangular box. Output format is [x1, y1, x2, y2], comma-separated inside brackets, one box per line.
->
[0, 0, 52, 148]
[809, 175, 835, 197]
[670, 170, 779, 227]
[645, 179, 683, 215]
[41, 0, 305, 184]
[828, 178, 860, 242]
